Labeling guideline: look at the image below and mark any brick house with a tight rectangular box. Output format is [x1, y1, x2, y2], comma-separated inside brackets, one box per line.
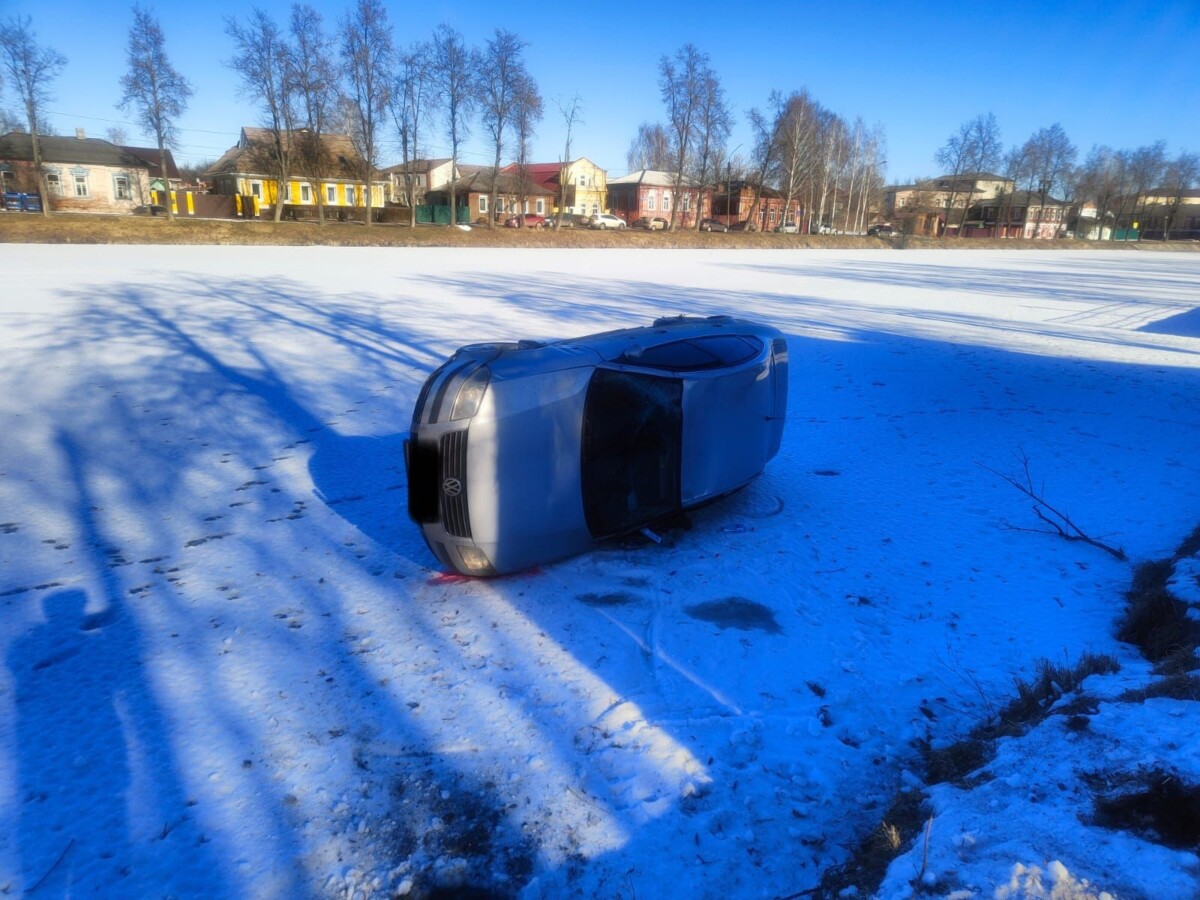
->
[607, 170, 710, 227]
[710, 180, 797, 231]
[885, 173, 1013, 236]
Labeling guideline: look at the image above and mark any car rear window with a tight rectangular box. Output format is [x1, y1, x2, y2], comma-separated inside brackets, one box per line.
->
[620, 335, 763, 371]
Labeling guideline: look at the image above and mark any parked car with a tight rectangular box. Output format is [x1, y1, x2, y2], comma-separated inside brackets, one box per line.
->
[589, 213, 626, 230]
[774, 222, 799, 234]
[698, 218, 728, 233]
[406, 315, 789, 576]
[632, 216, 668, 231]
[728, 220, 758, 232]
[504, 213, 546, 229]
[867, 224, 895, 236]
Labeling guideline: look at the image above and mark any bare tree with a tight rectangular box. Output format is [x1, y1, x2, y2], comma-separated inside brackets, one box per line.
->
[935, 113, 1002, 236]
[772, 90, 821, 233]
[1015, 123, 1075, 237]
[626, 122, 671, 171]
[478, 29, 532, 228]
[1159, 151, 1200, 241]
[390, 41, 432, 224]
[105, 126, 128, 145]
[511, 71, 543, 224]
[744, 101, 784, 230]
[430, 24, 474, 225]
[225, 9, 296, 222]
[289, 3, 338, 226]
[554, 93, 582, 228]
[659, 43, 709, 229]
[1123, 142, 1167, 241]
[340, 0, 393, 226]
[690, 67, 731, 229]
[0, 16, 66, 216]
[119, 5, 193, 221]
[1075, 145, 1130, 241]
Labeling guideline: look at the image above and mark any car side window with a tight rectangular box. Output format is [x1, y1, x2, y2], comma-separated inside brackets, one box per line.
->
[619, 335, 763, 371]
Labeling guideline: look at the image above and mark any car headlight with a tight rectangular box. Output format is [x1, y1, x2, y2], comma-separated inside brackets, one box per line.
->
[451, 366, 490, 420]
[457, 545, 493, 574]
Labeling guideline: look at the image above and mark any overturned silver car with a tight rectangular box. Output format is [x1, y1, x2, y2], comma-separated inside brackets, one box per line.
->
[406, 315, 788, 575]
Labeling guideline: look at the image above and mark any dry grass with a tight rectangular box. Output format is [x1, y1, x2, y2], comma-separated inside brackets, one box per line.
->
[3, 212, 1196, 251]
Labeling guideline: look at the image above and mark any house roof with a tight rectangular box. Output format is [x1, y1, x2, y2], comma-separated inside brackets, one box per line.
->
[380, 158, 452, 174]
[204, 128, 378, 181]
[430, 171, 554, 196]
[609, 170, 700, 188]
[120, 145, 181, 180]
[0, 131, 152, 169]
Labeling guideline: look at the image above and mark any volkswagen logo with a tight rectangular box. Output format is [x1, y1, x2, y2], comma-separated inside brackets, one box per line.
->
[442, 477, 462, 497]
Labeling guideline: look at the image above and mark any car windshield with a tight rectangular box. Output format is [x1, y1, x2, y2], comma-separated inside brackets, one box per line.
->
[581, 369, 682, 538]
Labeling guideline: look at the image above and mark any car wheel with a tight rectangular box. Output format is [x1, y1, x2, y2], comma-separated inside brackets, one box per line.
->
[618, 223, 625, 229]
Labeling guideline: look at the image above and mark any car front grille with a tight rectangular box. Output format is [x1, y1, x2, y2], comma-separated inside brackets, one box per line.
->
[439, 429, 471, 538]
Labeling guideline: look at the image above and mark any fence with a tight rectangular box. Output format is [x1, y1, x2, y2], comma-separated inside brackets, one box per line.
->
[415, 204, 471, 225]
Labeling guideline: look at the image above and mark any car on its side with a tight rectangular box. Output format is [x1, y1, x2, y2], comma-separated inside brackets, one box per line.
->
[867, 224, 895, 236]
[589, 213, 626, 230]
[698, 218, 728, 232]
[504, 213, 546, 229]
[632, 216, 669, 231]
[406, 315, 789, 575]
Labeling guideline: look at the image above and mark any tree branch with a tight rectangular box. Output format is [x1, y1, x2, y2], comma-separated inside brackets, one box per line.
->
[980, 450, 1127, 562]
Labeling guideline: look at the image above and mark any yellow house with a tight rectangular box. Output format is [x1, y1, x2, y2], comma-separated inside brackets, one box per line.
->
[204, 127, 387, 216]
[501, 156, 609, 217]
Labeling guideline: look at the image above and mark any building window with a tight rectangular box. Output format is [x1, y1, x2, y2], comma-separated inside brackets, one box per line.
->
[592, 202, 599, 215]
[579, 174, 588, 187]
[479, 195, 488, 213]
[536, 198, 545, 214]
[250, 181, 263, 199]
[663, 192, 671, 212]
[647, 194, 655, 211]
[113, 175, 132, 200]
[73, 172, 89, 197]
[45, 171, 63, 195]
[346, 186, 356, 205]
[300, 183, 312, 203]
[681, 195, 691, 212]
[326, 185, 336, 203]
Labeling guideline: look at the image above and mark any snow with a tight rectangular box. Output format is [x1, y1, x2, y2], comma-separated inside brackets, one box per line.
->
[1, 245, 1199, 898]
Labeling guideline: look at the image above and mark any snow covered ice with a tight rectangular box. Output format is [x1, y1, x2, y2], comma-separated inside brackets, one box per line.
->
[2, 245, 1200, 898]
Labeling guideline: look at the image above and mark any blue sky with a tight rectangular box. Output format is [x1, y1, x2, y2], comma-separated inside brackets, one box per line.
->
[4, 0, 1198, 183]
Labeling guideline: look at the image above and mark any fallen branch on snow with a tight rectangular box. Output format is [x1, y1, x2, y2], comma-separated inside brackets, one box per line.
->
[980, 449, 1127, 562]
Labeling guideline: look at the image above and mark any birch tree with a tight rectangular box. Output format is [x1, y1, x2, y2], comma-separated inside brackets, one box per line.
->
[390, 41, 432, 224]
[478, 29, 532, 228]
[119, 5, 192, 221]
[430, 24, 474, 224]
[289, 3, 338, 226]
[626, 123, 671, 171]
[340, 0, 393, 226]
[225, 9, 296, 222]
[659, 43, 708, 229]
[773, 90, 821, 232]
[0, 16, 66, 216]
